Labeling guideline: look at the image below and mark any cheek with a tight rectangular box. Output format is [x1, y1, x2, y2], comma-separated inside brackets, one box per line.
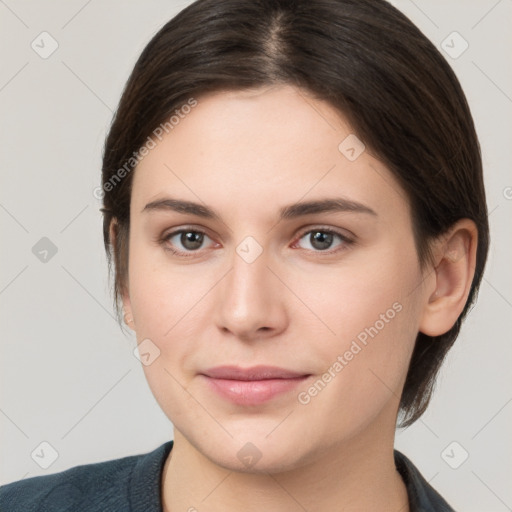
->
[127, 235, 210, 338]
[127, 249, 214, 426]
[126, 242, 222, 407]
[302, 243, 422, 351]
[291, 303, 420, 447]
[294, 246, 423, 414]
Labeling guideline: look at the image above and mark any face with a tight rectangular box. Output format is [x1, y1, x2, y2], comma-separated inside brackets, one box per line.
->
[121, 84, 431, 472]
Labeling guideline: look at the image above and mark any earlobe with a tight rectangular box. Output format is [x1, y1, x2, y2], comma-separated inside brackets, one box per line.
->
[419, 219, 478, 337]
[121, 288, 136, 331]
[123, 308, 135, 329]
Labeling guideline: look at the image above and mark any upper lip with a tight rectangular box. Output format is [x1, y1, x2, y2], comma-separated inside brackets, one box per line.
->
[201, 365, 309, 381]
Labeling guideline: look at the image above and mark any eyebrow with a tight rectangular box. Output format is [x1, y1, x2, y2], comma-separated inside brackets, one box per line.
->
[141, 197, 377, 219]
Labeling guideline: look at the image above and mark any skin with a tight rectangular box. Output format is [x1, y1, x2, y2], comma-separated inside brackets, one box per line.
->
[114, 84, 477, 511]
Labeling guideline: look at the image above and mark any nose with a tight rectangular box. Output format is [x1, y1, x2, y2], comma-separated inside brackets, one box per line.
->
[214, 245, 289, 341]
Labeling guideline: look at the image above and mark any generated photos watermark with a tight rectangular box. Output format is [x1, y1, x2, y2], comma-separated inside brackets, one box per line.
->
[93, 97, 198, 200]
[298, 301, 403, 405]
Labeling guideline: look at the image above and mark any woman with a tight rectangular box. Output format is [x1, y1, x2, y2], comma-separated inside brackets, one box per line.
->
[0, 0, 489, 510]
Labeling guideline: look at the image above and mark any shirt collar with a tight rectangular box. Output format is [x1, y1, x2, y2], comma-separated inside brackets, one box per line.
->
[394, 449, 455, 511]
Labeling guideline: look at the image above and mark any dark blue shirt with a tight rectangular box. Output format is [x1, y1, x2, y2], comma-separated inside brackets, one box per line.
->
[0, 441, 455, 511]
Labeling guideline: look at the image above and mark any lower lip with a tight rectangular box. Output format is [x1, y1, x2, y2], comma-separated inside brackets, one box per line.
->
[202, 375, 310, 405]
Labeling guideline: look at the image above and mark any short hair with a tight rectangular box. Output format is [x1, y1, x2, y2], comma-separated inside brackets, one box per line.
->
[100, 0, 489, 427]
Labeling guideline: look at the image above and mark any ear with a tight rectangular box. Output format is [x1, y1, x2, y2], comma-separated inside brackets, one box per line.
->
[419, 219, 478, 337]
[109, 219, 135, 331]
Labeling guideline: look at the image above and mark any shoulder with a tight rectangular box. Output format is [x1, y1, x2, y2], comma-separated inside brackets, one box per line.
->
[0, 440, 173, 512]
[0, 453, 139, 512]
[394, 449, 456, 512]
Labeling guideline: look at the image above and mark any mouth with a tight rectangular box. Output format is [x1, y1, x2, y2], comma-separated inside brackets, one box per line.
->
[200, 365, 312, 406]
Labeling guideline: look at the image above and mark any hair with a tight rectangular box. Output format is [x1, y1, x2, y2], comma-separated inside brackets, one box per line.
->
[100, 0, 489, 427]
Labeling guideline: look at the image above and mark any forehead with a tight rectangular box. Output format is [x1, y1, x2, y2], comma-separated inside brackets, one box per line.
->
[131, 85, 409, 222]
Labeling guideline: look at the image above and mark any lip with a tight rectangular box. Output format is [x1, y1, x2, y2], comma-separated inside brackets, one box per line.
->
[200, 365, 311, 406]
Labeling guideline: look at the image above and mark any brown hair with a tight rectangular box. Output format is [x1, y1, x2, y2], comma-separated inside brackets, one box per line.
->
[101, 0, 489, 427]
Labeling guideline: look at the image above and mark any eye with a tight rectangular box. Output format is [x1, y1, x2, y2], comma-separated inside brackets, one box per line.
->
[294, 228, 351, 252]
[161, 229, 216, 255]
[160, 227, 352, 257]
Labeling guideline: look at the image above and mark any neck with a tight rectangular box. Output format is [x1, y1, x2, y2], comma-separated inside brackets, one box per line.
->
[161, 416, 409, 512]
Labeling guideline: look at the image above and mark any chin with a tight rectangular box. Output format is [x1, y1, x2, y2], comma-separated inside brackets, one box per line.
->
[181, 419, 310, 473]
[208, 441, 308, 475]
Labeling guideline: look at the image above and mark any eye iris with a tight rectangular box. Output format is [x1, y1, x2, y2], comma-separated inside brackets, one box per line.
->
[181, 231, 203, 250]
[310, 231, 333, 250]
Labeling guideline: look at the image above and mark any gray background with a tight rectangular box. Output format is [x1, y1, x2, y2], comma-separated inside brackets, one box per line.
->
[0, 1, 511, 510]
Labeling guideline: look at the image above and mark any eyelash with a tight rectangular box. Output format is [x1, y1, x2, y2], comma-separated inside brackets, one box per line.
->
[158, 226, 354, 258]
